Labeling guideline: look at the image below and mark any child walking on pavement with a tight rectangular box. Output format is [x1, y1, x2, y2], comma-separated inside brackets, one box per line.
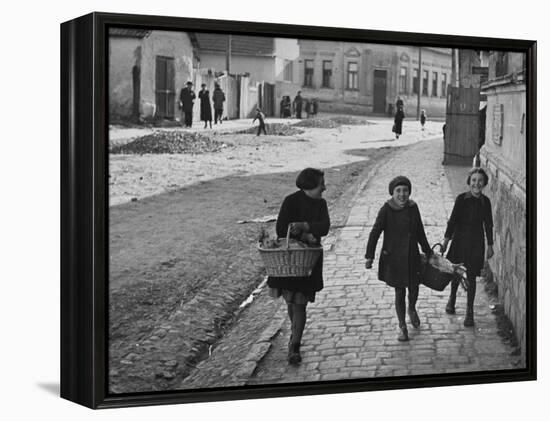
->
[268, 168, 330, 364]
[420, 109, 427, 130]
[253, 107, 267, 136]
[365, 176, 432, 341]
[440, 167, 494, 327]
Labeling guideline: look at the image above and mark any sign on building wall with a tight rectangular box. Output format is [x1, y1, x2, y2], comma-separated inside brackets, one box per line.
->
[492, 103, 504, 145]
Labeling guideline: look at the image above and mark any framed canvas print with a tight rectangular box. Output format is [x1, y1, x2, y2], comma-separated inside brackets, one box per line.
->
[60, 12, 536, 409]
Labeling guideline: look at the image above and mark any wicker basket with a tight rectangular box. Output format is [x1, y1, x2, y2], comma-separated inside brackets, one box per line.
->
[258, 226, 323, 277]
[420, 243, 468, 291]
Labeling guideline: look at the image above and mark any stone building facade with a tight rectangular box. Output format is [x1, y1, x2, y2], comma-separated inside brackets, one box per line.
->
[109, 29, 198, 121]
[479, 51, 527, 363]
[296, 41, 452, 118]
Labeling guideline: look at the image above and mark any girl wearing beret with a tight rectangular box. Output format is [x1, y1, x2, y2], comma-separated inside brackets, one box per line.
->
[365, 176, 432, 341]
[440, 168, 494, 327]
[268, 168, 330, 364]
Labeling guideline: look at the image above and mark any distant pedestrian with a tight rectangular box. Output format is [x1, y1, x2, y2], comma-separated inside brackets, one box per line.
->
[280, 95, 292, 118]
[395, 96, 404, 111]
[420, 109, 427, 130]
[440, 168, 494, 327]
[198, 83, 213, 129]
[365, 176, 432, 341]
[253, 108, 267, 136]
[312, 98, 319, 117]
[179, 81, 196, 128]
[393, 106, 405, 139]
[268, 168, 330, 364]
[304, 99, 312, 118]
[293, 91, 303, 119]
[213, 83, 225, 124]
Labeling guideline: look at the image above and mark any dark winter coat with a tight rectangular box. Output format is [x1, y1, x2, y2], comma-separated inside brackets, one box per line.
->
[198, 90, 213, 121]
[445, 192, 494, 276]
[393, 109, 405, 135]
[365, 199, 431, 288]
[179, 87, 196, 112]
[293, 95, 303, 113]
[213, 88, 225, 110]
[267, 190, 330, 293]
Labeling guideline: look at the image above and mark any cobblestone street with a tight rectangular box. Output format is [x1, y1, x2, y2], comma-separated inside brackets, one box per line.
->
[246, 137, 521, 385]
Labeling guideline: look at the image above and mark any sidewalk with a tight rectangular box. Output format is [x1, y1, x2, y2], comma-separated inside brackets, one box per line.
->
[247, 137, 520, 385]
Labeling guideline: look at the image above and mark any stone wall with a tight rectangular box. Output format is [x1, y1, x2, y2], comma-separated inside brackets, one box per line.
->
[479, 146, 527, 363]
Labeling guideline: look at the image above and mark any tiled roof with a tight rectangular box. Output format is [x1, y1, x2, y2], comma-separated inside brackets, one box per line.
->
[194, 33, 274, 56]
[109, 28, 151, 38]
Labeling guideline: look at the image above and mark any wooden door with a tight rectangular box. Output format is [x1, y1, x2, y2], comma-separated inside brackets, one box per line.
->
[263, 83, 275, 117]
[444, 86, 481, 165]
[155, 56, 175, 119]
[373, 70, 387, 114]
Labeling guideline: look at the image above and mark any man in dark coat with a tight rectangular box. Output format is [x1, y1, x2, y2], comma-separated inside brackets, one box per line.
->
[293, 91, 303, 119]
[179, 81, 196, 128]
[212, 83, 225, 124]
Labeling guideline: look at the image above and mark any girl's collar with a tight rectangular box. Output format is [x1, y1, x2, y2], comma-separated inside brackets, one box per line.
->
[386, 198, 416, 210]
[464, 191, 483, 199]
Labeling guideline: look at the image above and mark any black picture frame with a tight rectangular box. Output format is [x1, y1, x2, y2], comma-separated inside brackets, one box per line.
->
[61, 11, 537, 409]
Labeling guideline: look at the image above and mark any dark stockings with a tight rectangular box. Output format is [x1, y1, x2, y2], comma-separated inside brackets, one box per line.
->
[449, 273, 477, 312]
[287, 303, 307, 346]
[394, 285, 419, 327]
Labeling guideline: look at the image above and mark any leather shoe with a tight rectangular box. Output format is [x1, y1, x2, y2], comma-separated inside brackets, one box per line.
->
[408, 308, 420, 328]
[464, 311, 474, 327]
[445, 299, 456, 315]
[397, 326, 409, 342]
[287, 343, 302, 364]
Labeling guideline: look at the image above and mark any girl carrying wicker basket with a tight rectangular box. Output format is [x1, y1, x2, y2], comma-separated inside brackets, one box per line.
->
[267, 168, 330, 364]
[440, 167, 494, 327]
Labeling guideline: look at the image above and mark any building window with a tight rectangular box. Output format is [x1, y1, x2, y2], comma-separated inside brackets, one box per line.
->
[304, 59, 314, 87]
[495, 52, 508, 77]
[422, 70, 429, 96]
[347, 62, 358, 90]
[399, 67, 407, 94]
[322, 60, 333, 88]
[413, 68, 419, 94]
[441, 73, 447, 97]
[283, 60, 293, 82]
[432, 72, 438, 97]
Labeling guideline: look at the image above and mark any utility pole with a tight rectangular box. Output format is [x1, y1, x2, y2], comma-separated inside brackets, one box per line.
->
[417, 47, 422, 120]
[226, 35, 232, 74]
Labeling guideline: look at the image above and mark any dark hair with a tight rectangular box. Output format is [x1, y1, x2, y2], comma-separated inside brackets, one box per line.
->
[467, 167, 489, 186]
[296, 168, 324, 190]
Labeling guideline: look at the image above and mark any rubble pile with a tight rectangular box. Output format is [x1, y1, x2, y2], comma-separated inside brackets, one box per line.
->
[110, 131, 227, 154]
[234, 123, 304, 136]
[294, 115, 372, 128]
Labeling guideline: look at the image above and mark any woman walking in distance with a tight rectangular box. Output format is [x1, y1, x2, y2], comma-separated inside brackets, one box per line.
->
[365, 176, 432, 341]
[440, 168, 494, 327]
[198, 83, 213, 129]
[393, 105, 405, 139]
[212, 83, 225, 124]
[268, 168, 330, 364]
